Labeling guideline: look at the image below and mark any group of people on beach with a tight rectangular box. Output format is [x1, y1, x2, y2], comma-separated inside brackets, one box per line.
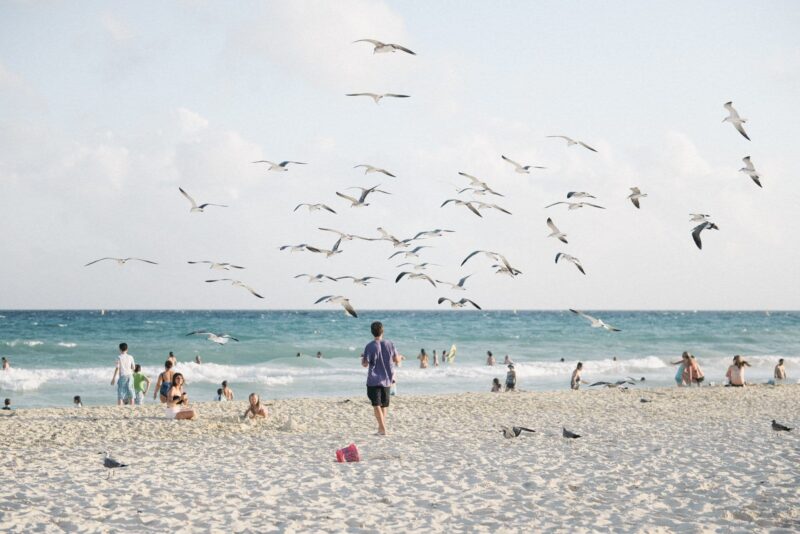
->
[415, 348, 455, 368]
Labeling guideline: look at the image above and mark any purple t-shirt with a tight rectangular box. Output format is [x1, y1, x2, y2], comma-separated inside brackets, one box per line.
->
[363, 339, 396, 387]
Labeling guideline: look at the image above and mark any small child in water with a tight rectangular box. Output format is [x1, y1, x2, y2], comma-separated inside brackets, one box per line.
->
[491, 378, 502, 392]
[215, 388, 224, 401]
[2, 398, 11, 410]
[73, 395, 82, 407]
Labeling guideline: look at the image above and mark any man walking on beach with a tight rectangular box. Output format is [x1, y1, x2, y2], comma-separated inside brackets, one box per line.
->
[110, 342, 135, 405]
[361, 321, 401, 435]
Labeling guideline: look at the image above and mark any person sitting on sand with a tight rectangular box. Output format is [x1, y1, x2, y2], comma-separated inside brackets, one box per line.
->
[153, 360, 174, 403]
[671, 352, 689, 386]
[165, 373, 197, 420]
[73, 395, 82, 408]
[774, 358, 786, 384]
[2, 398, 11, 410]
[571, 362, 583, 390]
[222, 381, 234, 401]
[505, 364, 517, 392]
[487, 351, 496, 366]
[491, 378, 502, 392]
[243, 393, 268, 419]
[418, 349, 429, 369]
[726, 356, 748, 387]
[686, 355, 704, 386]
[1, 356, 9, 370]
[133, 364, 151, 405]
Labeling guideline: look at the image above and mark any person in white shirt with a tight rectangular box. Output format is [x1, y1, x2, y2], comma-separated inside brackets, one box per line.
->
[110, 342, 135, 405]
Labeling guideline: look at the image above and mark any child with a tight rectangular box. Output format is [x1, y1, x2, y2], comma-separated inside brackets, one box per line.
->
[491, 378, 502, 392]
[505, 364, 517, 392]
[132, 364, 151, 405]
[73, 395, 83, 407]
[243, 393, 268, 418]
[215, 388, 224, 401]
[2, 398, 11, 410]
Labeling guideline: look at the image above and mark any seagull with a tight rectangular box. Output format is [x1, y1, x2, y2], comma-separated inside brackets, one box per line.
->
[567, 192, 597, 199]
[314, 295, 358, 318]
[547, 136, 597, 152]
[186, 331, 240, 345]
[101, 451, 127, 479]
[279, 244, 315, 253]
[354, 164, 396, 177]
[252, 160, 307, 172]
[640, 398, 652, 403]
[739, 156, 762, 188]
[306, 239, 343, 258]
[294, 274, 337, 283]
[589, 380, 635, 388]
[691, 222, 719, 250]
[546, 218, 568, 244]
[188, 261, 244, 270]
[458, 172, 503, 196]
[435, 274, 473, 291]
[294, 203, 337, 214]
[395, 271, 437, 287]
[178, 187, 228, 213]
[376, 227, 413, 248]
[491, 264, 523, 277]
[689, 213, 712, 222]
[412, 229, 455, 240]
[332, 276, 382, 286]
[772, 420, 792, 432]
[501, 155, 546, 173]
[438, 297, 481, 310]
[562, 427, 581, 439]
[318, 228, 375, 242]
[500, 426, 536, 438]
[396, 262, 439, 271]
[569, 309, 621, 332]
[627, 187, 647, 209]
[472, 201, 512, 215]
[458, 187, 504, 197]
[336, 185, 390, 207]
[84, 257, 158, 267]
[555, 253, 585, 275]
[353, 39, 416, 55]
[388, 246, 431, 260]
[441, 199, 482, 217]
[345, 93, 410, 104]
[545, 201, 606, 210]
[722, 102, 750, 141]
[461, 250, 520, 276]
[205, 279, 264, 299]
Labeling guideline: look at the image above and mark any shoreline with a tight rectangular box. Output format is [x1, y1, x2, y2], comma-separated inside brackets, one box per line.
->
[2, 384, 798, 531]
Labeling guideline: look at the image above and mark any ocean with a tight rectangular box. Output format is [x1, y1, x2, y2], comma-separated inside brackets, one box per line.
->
[0, 310, 797, 407]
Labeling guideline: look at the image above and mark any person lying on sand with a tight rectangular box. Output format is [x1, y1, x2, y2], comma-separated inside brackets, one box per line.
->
[243, 393, 268, 419]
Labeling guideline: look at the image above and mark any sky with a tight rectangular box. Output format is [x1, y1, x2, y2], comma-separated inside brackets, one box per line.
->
[0, 0, 799, 310]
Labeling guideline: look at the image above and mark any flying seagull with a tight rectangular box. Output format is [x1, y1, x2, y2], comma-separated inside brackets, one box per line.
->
[567, 192, 597, 199]
[689, 213, 711, 222]
[336, 185, 390, 207]
[376, 227, 413, 247]
[318, 228, 375, 242]
[306, 239, 344, 258]
[333, 276, 382, 286]
[547, 136, 597, 152]
[388, 246, 431, 260]
[353, 39, 415, 55]
[555, 253, 585, 275]
[441, 199, 482, 217]
[279, 243, 316, 252]
[84, 257, 158, 267]
[314, 295, 358, 318]
[500, 426, 536, 438]
[691, 222, 719, 250]
[546, 218, 568, 244]
[438, 297, 481, 310]
[545, 201, 606, 210]
[294, 274, 337, 283]
[346, 93, 410, 104]
[395, 271, 437, 287]
[101, 451, 127, 479]
[458, 172, 503, 196]
[562, 427, 581, 439]
[627, 187, 647, 209]
[501, 155, 546, 173]
[435, 274, 473, 291]
[492, 264, 523, 277]
[412, 229, 455, 240]
[589, 380, 636, 388]
[461, 250, 520, 276]
[722, 101, 750, 141]
[396, 262, 439, 271]
[179, 187, 227, 213]
[458, 187, 504, 197]
[569, 309, 621, 332]
[739, 156, 762, 188]
[294, 203, 337, 214]
[188, 261, 244, 271]
[252, 160, 307, 172]
[772, 420, 792, 432]
[354, 164, 396, 177]
[205, 279, 264, 299]
[186, 331, 239, 345]
[472, 201, 512, 215]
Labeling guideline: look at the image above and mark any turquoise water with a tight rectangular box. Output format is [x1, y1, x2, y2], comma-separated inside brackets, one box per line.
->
[0, 310, 797, 407]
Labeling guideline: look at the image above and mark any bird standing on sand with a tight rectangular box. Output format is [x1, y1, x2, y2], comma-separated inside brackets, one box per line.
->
[501, 426, 536, 438]
[772, 420, 792, 432]
[101, 451, 127, 479]
[562, 427, 581, 439]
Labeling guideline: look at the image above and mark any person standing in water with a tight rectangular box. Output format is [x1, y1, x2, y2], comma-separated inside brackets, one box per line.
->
[505, 364, 517, 392]
[418, 349, 429, 369]
[486, 351, 496, 366]
[571, 362, 583, 390]
[132, 364, 151, 405]
[361, 321, 401, 435]
[432, 350, 439, 367]
[1, 356, 9, 370]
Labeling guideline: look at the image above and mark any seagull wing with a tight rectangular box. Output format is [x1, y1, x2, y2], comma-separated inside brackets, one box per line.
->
[314, 295, 334, 304]
[547, 135, 573, 142]
[198, 203, 228, 209]
[128, 258, 158, 265]
[501, 155, 523, 169]
[335, 191, 360, 204]
[691, 223, 707, 250]
[583, 203, 606, 209]
[464, 298, 482, 310]
[341, 300, 358, 318]
[384, 94, 410, 98]
[461, 250, 487, 267]
[240, 283, 264, 299]
[252, 160, 278, 166]
[377, 168, 396, 177]
[465, 202, 483, 217]
[395, 272, 411, 283]
[84, 257, 115, 266]
[281, 161, 307, 166]
[353, 39, 383, 46]
[458, 172, 483, 186]
[294, 203, 309, 211]
[546, 218, 560, 233]
[545, 202, 567, 208]
[578, 141, 598, 152]
[437, 297, 453, 305]
[570, 308, 597, 324]
[391, 44, 416, 55]
[178, 187, 198, 209]
[321, 204, 337, 213]
[631, 197, 640, 209]
[733, 121, 751, 141]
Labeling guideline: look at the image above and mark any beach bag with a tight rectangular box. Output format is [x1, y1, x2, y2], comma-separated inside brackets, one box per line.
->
[335, 443, 360, 463]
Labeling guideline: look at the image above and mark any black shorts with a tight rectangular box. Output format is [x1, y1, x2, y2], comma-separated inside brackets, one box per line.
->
[696, 377, 705, 383]
[367, 386, 391, 407]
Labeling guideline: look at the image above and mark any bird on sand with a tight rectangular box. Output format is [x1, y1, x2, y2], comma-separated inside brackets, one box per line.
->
[562, 427, 581, 439]
[501, 426, 536, 438]
[722, 101, 750, 141]
[772, 420, 792, 432]
[569, 309, 621, 332]
[691, 222, 719, 250]
[101, 451, 127, 478]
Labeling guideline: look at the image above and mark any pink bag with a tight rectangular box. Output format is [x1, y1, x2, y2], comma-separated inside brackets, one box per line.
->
[335, 443, 360, 463]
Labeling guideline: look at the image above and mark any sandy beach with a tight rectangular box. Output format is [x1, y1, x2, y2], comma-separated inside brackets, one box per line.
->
[1, 385, 798, 533]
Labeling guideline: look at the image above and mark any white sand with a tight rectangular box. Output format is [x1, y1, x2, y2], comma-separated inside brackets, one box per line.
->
[1, 385, 798, 532]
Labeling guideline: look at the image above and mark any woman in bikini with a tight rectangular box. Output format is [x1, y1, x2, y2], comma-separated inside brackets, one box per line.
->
[153, 360, 174, 403]
[243, 393, 268, 419]
[165, 373, 197, 420]
[686, 355, 705, 386]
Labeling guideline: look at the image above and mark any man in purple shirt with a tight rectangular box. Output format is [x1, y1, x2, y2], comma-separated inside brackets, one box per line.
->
[361, 321, 401, 435]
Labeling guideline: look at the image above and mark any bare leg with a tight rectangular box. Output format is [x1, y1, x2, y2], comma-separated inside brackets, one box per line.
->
[373, 406, 386, 435]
